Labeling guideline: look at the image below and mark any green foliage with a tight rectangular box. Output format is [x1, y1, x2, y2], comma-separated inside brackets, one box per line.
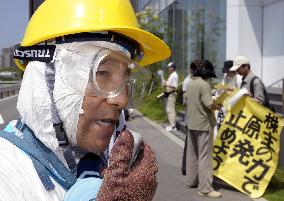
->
[136, 6, 163, 39]
[136, 6, 171, 74]
[0, 66, 21, 73]
[138, 87, 167, 122]
[264, 167, 284, 201]
[0, 67, 22, 81]
[138, 85, 185, 122]
[187, 7, 225, 66]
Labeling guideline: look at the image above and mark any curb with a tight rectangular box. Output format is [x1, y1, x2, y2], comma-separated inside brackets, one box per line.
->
[253, 198, 267, 201]
[136, 111, 184, 148]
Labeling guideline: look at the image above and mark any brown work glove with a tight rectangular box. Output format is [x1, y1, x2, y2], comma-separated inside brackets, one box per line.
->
[96, 130, 158, 201]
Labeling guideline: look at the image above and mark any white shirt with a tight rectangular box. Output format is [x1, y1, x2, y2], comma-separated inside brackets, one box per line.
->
[182, 75, 191, 92]
[167, 71, 179, 88]
[221, 73, 242, 89]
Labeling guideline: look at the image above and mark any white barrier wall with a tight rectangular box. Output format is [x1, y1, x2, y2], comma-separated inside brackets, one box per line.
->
[226, 0, 263, 79]
[262, 0, 284, 87]
[227, 0, 284, 87]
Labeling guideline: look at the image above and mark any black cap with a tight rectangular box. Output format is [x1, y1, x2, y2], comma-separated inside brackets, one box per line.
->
[223, 60, 233, 73]
[201, 60, 217, 79]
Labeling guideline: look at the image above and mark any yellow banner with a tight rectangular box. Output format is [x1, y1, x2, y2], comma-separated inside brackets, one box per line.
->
[213, 96, 283, 198]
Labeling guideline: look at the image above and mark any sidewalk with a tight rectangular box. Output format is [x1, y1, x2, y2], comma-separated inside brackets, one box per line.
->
[126, 111, 267, 201]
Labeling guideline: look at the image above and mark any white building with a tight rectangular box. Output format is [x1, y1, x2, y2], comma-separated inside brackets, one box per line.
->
[227, 0, 284, 88]
[0, 55, 2, 68]
[133, 0, 284, 88]
[1, 47, 16, 69]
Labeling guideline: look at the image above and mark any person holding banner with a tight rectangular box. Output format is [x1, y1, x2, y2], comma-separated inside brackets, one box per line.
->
[185, 59, 222, 198]
[230, 56, 268, 106]
[213, 60, 242, 138]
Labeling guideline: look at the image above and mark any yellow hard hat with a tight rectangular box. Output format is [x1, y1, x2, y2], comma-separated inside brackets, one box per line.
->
[19, 0, 171, 67]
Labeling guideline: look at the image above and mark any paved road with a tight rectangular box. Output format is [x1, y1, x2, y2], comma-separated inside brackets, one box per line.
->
[126, 112, 266, 201]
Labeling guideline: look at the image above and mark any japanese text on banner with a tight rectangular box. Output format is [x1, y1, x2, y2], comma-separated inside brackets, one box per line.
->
[213, 96, 283, 198]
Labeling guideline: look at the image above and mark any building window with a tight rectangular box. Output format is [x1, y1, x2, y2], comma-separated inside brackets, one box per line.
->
[135, 0, 226, 79]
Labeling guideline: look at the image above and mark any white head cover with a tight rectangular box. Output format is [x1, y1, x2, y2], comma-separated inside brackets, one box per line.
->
[17, 61, 60, 152]
[17, 41, 129, 154]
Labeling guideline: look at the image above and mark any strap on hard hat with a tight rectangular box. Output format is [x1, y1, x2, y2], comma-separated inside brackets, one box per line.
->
[13, 32, 143, 70]
[55, 31, 142, 61]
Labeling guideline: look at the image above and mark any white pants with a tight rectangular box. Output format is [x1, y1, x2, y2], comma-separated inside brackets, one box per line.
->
[165, 92, 177, 127]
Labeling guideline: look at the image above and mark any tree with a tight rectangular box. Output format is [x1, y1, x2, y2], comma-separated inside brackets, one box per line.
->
[187, 7, 225, 67]
[136, 6, 172, 93]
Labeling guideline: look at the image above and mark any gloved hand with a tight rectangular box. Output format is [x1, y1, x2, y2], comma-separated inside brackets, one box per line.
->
[96, 130, 158, 201]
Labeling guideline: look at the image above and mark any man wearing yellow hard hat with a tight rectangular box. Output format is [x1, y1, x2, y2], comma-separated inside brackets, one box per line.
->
[0, 0, 171, 200]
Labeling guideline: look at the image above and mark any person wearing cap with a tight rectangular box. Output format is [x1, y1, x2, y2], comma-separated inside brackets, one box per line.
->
[213, 60, 242, 140]
[0, 0, 171, 200]
[230, 56, 266, 105]
[185, 60, 222, 198]
[163, 62, 179, 131]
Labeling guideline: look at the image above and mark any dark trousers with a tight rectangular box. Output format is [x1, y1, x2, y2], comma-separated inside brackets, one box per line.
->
[182, 133, 187, 175]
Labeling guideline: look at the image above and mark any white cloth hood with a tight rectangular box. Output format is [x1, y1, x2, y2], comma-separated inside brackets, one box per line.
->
[17, 41, 129, 152]
[17, 61, 59, 152]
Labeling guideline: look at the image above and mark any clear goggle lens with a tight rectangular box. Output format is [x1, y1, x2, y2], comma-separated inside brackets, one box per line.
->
[59, 46, 150, 106]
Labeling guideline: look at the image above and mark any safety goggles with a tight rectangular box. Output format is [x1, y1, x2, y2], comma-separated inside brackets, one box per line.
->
[57, 44, 150, 106]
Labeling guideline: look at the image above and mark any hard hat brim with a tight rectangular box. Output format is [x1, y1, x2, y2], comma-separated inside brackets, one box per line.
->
[111, 27, 171, 66]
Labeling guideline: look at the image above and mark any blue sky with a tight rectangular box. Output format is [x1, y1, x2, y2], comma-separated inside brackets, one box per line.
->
[0, 1, 29, 50]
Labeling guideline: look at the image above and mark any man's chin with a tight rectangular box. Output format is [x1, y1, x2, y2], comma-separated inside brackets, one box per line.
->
[93, 137, 113, 154]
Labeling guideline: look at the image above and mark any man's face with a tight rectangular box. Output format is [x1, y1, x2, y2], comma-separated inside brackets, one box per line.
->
[167, 66, 174, 73]
[76, 61, 129, 153]
[236, 64, 249, 76]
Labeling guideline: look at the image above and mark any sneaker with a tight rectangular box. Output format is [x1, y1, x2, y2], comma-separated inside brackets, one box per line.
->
[166, 126, 177, 132]
[197, 191, 222, 198]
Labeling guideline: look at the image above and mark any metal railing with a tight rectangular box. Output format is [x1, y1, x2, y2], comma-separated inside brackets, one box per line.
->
[267, 78, 284, 89]
[0, 83, 21, 99]
[266, 78, 284, 113]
